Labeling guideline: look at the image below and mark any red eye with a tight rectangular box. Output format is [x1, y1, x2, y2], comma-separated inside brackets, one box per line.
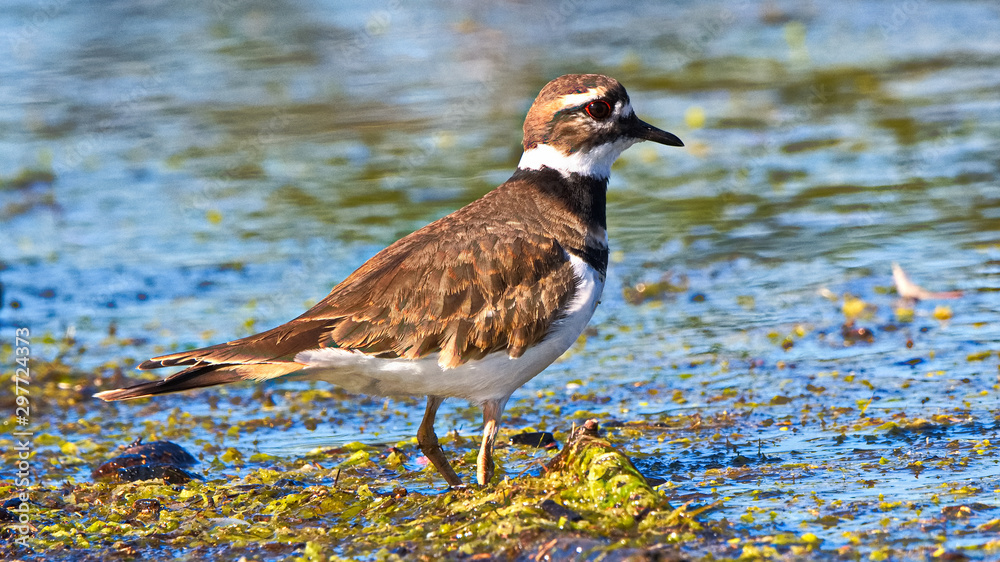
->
[585, 100, 612, 120]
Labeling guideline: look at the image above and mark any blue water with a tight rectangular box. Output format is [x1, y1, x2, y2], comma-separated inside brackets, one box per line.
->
[2, 0, 1000, 557]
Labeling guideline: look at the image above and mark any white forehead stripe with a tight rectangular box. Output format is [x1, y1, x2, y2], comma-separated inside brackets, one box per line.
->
[555, 89, 602, 109]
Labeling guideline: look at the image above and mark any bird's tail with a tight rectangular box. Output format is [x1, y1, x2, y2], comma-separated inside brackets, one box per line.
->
[92, 319, 334, 401]
[94, 361, 304, 401]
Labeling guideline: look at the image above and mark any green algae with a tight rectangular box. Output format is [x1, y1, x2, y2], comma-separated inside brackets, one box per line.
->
[8, 344, 718, 559]
[1, 168, 56, 191]
[4, 401, 699, 560]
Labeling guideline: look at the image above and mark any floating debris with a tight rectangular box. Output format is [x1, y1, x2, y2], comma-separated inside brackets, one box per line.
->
[841, 320, 875, 345]
[933, 305, 954, 321]
[892, 263, 963, 305]
[0, 506, 18, 523]
[92, 464, 199, 485]
[509, 431, 557, 449]
[539, 498, 583, 522]
[92, 438, 200, 484]
[841, 295, 875, 320]
[1, 167, 56, 190]
[623, 272, 689, 305]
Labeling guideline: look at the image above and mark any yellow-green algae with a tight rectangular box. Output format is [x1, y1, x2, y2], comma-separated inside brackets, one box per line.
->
[7, 416, 699, 560]
[4, 332, 999, 561]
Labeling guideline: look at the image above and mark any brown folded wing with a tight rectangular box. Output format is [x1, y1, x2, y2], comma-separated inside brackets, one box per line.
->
[303, 222, 578, 368]
[140, 197, 578, 373]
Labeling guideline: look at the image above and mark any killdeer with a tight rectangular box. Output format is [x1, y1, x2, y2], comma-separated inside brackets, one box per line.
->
[96, 74, 683, 486]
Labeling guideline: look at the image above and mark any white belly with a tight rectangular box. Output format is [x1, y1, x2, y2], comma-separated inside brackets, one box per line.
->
[293, 255, 604, 404]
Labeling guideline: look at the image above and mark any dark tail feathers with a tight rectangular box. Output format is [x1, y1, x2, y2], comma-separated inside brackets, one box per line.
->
[94, 362, 303, 401]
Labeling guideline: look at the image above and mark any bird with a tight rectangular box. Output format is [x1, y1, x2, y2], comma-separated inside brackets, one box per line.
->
[95, 74, 684, 487]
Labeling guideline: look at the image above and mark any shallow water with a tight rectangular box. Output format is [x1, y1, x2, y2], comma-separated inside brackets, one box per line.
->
[2, 0, 1000, 558]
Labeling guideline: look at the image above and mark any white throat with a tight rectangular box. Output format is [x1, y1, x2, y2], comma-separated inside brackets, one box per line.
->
[517, 138, 639, 179]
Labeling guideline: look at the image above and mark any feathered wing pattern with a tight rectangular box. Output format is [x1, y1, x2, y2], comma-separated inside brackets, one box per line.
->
[95, 185, 582, 401]
[309, 219, 577, 368]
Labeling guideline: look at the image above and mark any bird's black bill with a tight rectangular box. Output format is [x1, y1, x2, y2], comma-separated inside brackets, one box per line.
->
[630, 118, 684, 147]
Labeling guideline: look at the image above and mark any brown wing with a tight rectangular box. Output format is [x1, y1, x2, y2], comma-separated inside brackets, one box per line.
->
[300, 218, 578, 368]
[137, 188, 579, 373]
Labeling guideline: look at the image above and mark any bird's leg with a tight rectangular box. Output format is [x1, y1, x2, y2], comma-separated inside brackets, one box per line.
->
[417, 396, 463, 487]
[476, 398, 506, 486]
